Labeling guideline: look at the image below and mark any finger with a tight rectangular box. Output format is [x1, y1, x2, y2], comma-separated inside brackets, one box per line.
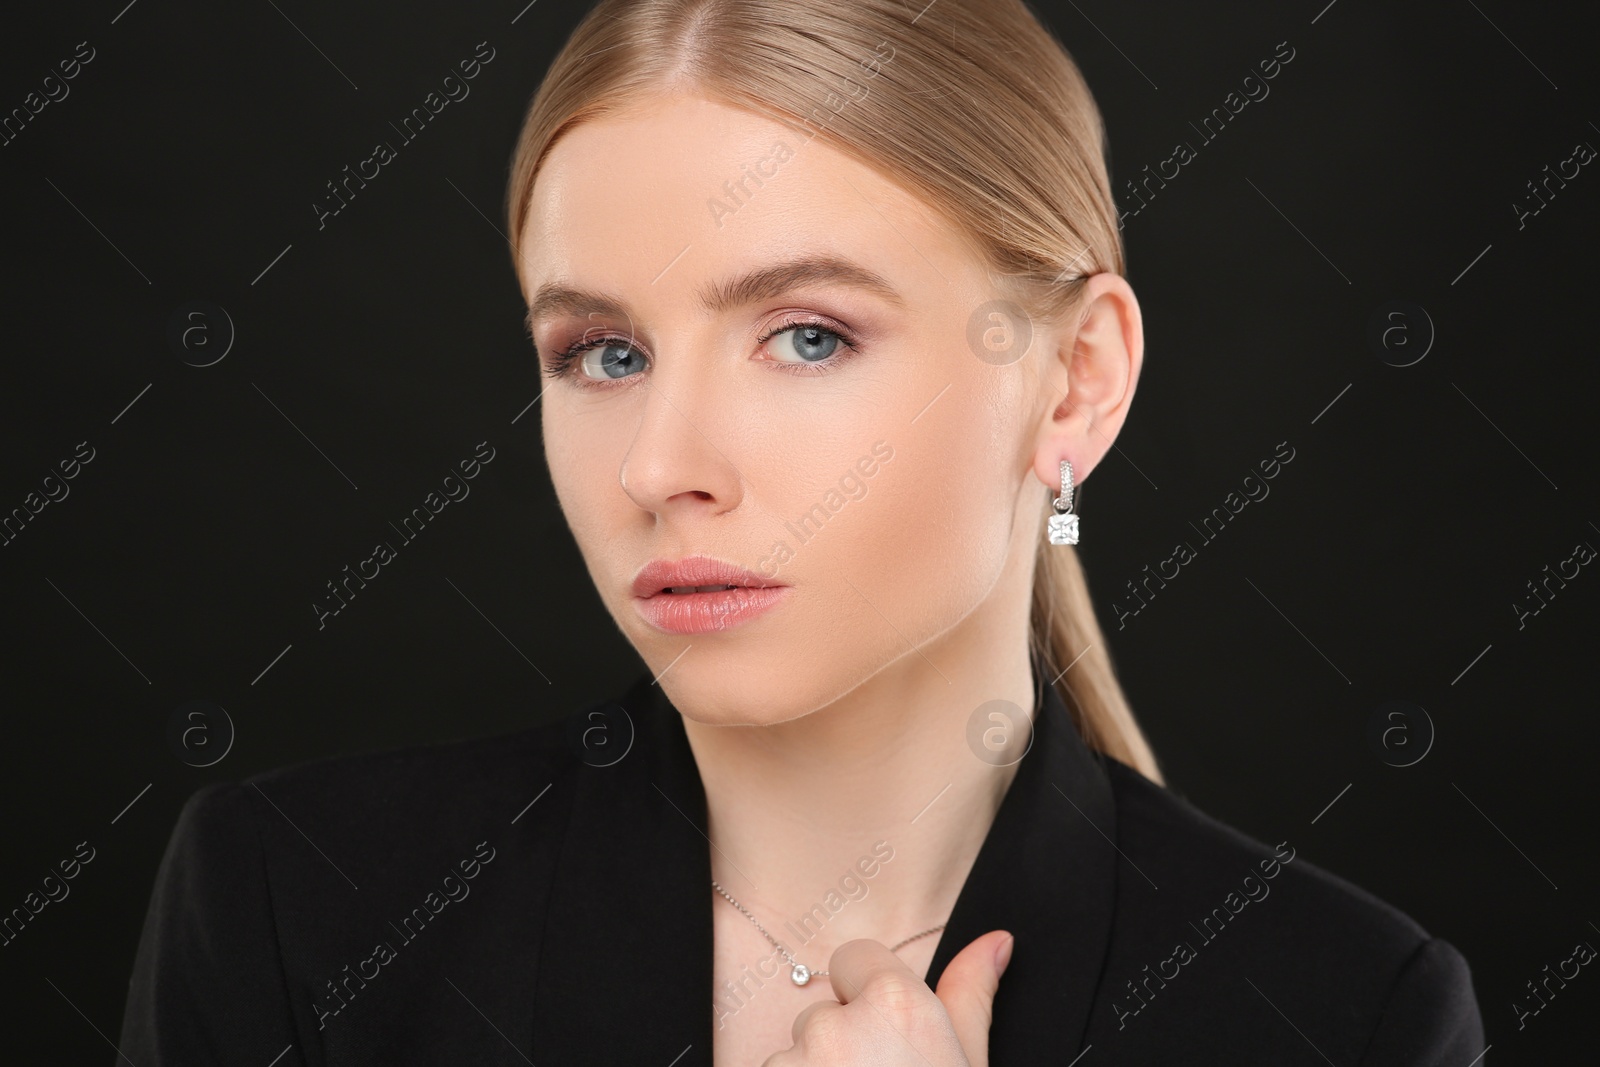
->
[934, 929, 1013, 1067]
[790, 997, 846, 1045]
[826, 937, 927, 1011]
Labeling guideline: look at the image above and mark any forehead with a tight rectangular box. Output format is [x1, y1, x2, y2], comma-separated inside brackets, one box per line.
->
[515, 92, 979, 310]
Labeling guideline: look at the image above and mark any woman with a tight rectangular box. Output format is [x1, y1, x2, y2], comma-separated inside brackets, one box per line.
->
[119, 0, 1486, 1063]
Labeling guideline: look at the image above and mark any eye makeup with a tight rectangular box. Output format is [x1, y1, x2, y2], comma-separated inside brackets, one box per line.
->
[535, 312, 865, 388]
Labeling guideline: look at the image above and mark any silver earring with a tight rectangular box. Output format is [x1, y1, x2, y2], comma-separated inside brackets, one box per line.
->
[1047, 460, 1079, 545]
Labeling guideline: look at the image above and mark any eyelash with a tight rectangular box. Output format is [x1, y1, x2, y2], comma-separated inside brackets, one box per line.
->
[537, 315, 862, 387]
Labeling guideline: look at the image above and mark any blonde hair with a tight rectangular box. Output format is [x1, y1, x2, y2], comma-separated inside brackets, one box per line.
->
[503, 0, 1164, 783]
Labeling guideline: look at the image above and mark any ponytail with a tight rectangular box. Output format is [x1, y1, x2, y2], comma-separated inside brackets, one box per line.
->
[1031, 512, 1164, 783]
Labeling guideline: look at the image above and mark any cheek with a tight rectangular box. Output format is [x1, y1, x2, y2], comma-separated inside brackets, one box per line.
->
[801, 374, 1020, 648]
[885, 416, 1014, 609]
[542, 409, 623, 563]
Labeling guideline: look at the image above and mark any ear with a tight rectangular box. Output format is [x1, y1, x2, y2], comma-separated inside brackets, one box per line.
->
[1030, 272, 1144, 495]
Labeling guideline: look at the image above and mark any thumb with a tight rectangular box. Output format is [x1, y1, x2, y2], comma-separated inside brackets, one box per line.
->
[934, 929, 1013, 1067]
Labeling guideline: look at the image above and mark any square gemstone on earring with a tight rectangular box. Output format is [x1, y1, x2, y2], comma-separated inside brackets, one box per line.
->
[1048, 513, 1079, 545]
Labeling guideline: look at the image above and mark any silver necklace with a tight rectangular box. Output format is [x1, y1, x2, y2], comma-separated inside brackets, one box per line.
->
[711, 878, 948, 987]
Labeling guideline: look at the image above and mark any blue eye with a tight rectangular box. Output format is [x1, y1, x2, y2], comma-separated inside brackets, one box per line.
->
[764, 323, 845, 364]
[539, 336, 647, 382]
[577, 341, 647, 381]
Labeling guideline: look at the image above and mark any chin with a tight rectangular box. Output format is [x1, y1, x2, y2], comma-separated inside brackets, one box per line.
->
[616, 594, 916, 726]
[643, 651, 819, 728]
[658, 637, 921, 729]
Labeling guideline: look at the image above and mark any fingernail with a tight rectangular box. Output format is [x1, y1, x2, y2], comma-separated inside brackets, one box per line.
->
[995, 933, 1015, 976]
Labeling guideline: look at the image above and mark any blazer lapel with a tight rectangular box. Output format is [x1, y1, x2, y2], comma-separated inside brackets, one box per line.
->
[530, 675, 715, 1064]
[922, 649, 1121, 1061]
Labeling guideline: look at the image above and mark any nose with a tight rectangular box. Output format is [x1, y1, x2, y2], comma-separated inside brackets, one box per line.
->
[617, 367, 746, 521]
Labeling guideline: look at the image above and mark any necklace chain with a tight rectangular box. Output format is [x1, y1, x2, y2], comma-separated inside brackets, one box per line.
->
[711, 878, 947, 987]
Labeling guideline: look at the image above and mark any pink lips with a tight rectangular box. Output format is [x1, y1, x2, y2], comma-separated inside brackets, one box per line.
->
[631, 555, 790, 635]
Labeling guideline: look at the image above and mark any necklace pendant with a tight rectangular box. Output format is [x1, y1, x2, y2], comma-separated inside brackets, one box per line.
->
[790, 964, 811, 986]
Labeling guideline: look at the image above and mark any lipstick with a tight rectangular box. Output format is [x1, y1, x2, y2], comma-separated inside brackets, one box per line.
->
[631, 555, 790, 635]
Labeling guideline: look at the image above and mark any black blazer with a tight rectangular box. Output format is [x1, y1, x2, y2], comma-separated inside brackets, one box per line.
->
[119, 654, 1487, 1065]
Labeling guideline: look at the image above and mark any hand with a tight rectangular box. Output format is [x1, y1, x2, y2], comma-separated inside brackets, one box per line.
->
[761, 929, 1015, 1067]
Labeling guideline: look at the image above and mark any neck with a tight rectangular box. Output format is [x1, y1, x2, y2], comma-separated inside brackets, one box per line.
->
[681, 609, 1038, 968]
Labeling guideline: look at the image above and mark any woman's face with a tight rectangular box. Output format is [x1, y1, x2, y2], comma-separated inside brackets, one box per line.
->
[517, 91, 1112, 724]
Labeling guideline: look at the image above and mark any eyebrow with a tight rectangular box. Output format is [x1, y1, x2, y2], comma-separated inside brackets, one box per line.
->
[523, 253, 907, 336]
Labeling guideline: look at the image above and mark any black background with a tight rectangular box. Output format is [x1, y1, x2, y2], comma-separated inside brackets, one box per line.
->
[1, 0, 1596, 1061]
